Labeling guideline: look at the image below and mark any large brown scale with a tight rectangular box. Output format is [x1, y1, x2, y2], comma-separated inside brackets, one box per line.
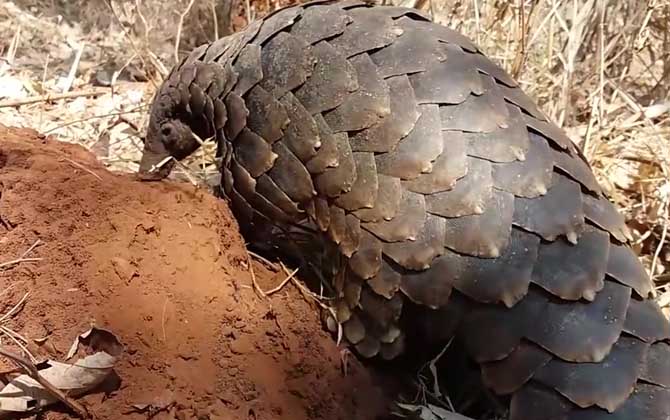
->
[137, 1, 670, 419]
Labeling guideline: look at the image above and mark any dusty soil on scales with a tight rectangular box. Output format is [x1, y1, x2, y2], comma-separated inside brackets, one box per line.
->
[0, 126, 389, 420]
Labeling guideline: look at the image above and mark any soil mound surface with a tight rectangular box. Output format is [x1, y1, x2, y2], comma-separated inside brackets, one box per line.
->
[0, 126, 387, 420]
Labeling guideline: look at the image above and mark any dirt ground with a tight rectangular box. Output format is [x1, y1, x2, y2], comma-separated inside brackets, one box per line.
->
[0, 125, 389, 420]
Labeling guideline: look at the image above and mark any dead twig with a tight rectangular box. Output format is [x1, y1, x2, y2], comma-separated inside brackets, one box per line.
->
[60, 158, 103, 181]
[244, 0, 252, 23]
[246, 250, 267, 299]
[211, 1, 219, 40]
[161, 296, 169, 343]
[44, 104, 148, 134]
[20, 240, 42, 259]
[0, 347, 90, 418]
[61, 42, 85, 93]
[0, 89, 108, 109]
[273, 261, 343, 345]
[247, 250, 278, 271]
[340, 347, 351, 376]
[1, 326, 36, 363]
[0, 285, 35, 362]
[118, 115, 142, 134]
[510, 0, 538, 78]
[0, 240, 43, 271]
[174, 0, 197, 64]
[264, 267, 299, 295]
[650, 199, 669, 284]
[5, 24, 20, 65]
[0, 291, 30, 324]
[278, 262, 329, 308]
[103, 0, 161, 86]
[0, 278, 34, 361]
[145, 154, 208, 187]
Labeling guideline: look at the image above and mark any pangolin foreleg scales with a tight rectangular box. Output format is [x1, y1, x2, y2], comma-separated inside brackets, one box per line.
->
[138, 1, 670, 419]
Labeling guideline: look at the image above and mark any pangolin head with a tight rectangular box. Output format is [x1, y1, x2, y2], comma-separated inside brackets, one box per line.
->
[137, 85, 204, 181]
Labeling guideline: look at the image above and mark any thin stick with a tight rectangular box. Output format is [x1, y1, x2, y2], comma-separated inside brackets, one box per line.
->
[597, 0, 605, 130]
[511, 0, 537, 78]
[135, 0, 152, 49]
[278, 262, 328, 308]
[1, 326, 36, 363]
[472, 0, 481, 46]
[0, 347, 90, 418]
[61, 158, 103, 181]
[62, 42, 85, 93]
[119, 115, 141, 134]
[275, 261, 342, 344]
[5, 24, 20, 64]
[427, 338, 453, 404]
[175, 0, 197, 64]
[0, 89, 108, 109]
[0, 257, 42, 270]
[245, 0, 252, 23]
[264, 267, 299, 295]
[0, 326, 30, 345]
[0, 286, 34, 362]
[650, 199, 669, 284]
[0, 240, 43, 270]
[110, 52, 138, 89]
[339, 347, 351, 376]
[44, 104, 148, 134]
[41, 53, 50, 90]
[0, 291, 30, 323]
[247, 250, 277, 270]
[18, 240, 42, 259]
[246, 250, 266, 299]
[211, 1, 219, 40]
[329, 305, 343, 346]
[104, 0, 158, 87]
[161, 297, 169, 343]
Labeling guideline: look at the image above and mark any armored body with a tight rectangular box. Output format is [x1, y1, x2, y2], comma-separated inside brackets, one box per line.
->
[138, 2, 670, 419]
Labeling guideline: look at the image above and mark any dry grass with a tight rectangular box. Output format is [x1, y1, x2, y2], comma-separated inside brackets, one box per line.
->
[0, 0, 668, 316]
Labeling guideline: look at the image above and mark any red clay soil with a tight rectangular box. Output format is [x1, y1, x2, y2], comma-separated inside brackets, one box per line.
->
[0, 125, 388, 420]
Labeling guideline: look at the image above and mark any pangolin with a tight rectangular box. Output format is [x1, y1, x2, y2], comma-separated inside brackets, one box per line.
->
[137, 1, 670, 419]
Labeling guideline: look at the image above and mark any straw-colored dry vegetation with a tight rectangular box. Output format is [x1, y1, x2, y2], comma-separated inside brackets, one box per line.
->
[1, 0, 669, 317]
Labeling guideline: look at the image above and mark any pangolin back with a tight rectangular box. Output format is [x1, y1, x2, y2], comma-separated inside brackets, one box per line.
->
[142, 1, 670, 419]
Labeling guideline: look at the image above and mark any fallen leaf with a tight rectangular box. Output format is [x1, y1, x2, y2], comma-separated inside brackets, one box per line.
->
[0, 328, 122, 416]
